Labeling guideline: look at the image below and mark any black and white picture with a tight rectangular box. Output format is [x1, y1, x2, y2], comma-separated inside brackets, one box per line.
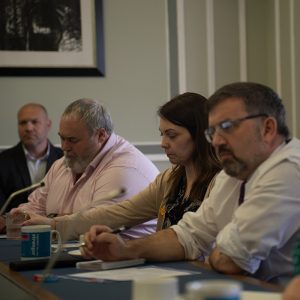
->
[0, 0, 82, 52]
[0, 0, 105, 76]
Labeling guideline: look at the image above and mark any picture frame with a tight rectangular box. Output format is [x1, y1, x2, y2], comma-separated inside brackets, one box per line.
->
[0, 0, 105, 76]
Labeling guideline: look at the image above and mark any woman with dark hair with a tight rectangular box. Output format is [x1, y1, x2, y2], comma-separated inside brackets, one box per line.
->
[157, 92, 220, 229]
[24, 92, 221, 240]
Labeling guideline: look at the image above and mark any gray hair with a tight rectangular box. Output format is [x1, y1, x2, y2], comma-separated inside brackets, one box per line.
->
[62, 98, 114, 135]
[207, 82, 290, 139]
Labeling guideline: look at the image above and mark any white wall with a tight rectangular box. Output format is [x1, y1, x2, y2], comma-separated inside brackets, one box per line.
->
[0, 0, 170, 147]
[0, 0, 299, 152]
[181, 0, 300, 137]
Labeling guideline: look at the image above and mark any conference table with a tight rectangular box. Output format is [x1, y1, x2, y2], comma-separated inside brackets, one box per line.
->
[0, 238, 283, 300]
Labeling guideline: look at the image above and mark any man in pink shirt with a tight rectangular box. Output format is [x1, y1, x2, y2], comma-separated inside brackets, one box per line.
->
[9, 98, 159, 238]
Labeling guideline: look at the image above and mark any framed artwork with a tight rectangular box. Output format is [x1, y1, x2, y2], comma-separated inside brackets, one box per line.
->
[0, 0, 105, 76]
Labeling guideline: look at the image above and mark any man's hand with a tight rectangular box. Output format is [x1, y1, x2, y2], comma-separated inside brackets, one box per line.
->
[10, 207, 24, 216]
[283, 277, 300, 300]
[209, 247, 244, 274]
[81, 226, 185, 263]
[0, 215, 6, 233]
[81, 225, 132, 261]
[22, 213, 55, 228]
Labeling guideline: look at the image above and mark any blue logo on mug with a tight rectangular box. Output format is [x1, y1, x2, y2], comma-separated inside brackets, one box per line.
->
[21, 225, 53, 260]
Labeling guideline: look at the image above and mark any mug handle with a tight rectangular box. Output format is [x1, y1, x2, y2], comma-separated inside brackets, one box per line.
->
[51, 230, 62, 254]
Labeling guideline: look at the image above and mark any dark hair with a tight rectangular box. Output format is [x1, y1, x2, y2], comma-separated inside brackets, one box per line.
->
[207, 82, 290, 138]
[158, 92, 221, 201]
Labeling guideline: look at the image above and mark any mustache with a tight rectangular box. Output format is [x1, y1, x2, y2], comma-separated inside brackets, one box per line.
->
[217, 145, 233, 156]
[23, 134, 36, 138]
[64, 152, 75, 158]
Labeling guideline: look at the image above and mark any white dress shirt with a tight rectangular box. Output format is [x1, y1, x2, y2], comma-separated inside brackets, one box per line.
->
[24, 144, 50, 183]
[172, 138, 300, 283]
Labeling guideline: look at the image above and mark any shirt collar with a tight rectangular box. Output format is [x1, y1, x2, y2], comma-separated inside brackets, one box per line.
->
[89, 132, 117, 169]
[72, 133, 117, 179]
[23, 142, 50, 161]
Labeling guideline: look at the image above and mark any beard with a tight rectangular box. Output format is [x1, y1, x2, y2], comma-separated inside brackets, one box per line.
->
[217, 146, 247, 177]
[222, 158, 246, 177]
[64, 153, 92, 174]
[22, 134, 44, 149]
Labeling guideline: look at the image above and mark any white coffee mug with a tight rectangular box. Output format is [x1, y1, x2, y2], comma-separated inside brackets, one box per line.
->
[183, 280, 242, 300]
[21, 225, 61, 260]
[133, 277, 178, 300]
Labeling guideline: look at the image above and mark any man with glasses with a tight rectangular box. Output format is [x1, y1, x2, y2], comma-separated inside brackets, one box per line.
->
[81, 82, 300, 284]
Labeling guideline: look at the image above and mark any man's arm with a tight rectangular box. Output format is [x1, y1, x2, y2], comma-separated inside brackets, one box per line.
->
[82, 227, 185, 262]
[209, 247, 244, 274]
[283, 277, 300, 300]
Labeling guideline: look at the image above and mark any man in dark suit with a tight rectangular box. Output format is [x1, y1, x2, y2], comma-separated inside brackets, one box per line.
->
[0, 103, 63, 215]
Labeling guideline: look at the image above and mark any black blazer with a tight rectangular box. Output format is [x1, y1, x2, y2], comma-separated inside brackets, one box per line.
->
[0, 142, 63, 212]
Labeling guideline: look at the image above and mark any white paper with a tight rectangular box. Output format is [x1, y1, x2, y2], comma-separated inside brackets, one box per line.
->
[76, 258, 145, 270]
[69, 266, 200, 281]
[242, 290, 281, 300]
[176, 291, 281, 300]
[52, 242, 80, 249]
[66, 267, 281, 299]
[68, 249, 82, 257]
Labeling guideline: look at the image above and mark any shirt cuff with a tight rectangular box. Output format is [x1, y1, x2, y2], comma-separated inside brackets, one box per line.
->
[216, 223, 261, 274]
[171, 224, 203, 260]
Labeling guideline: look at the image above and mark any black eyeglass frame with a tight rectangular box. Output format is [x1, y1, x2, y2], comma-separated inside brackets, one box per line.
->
[204, 113, 269, 143]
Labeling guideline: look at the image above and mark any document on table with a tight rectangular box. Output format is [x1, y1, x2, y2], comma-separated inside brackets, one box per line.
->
[66, 267, 281, 299]
[242, 291, 281, 300]
[68, 266, 200, 281]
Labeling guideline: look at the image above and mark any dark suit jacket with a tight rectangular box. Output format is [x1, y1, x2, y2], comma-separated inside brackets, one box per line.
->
[0, 142, 63, 213]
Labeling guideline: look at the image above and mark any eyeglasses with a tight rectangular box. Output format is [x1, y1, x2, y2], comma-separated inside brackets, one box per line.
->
[204, 113, 269, 143]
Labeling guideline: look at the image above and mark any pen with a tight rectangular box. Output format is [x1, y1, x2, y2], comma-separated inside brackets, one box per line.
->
[111, 225, 128, 234]
[80, 225, 129, 247]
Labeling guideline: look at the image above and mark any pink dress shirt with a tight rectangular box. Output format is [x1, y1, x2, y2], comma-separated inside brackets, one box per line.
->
[19, 133, 159, 238]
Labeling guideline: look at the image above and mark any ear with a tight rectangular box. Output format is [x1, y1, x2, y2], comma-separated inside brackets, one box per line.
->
[97, 128, 109, 143]
[47, 119, 52, 129]
[261, 117, 277, 142]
